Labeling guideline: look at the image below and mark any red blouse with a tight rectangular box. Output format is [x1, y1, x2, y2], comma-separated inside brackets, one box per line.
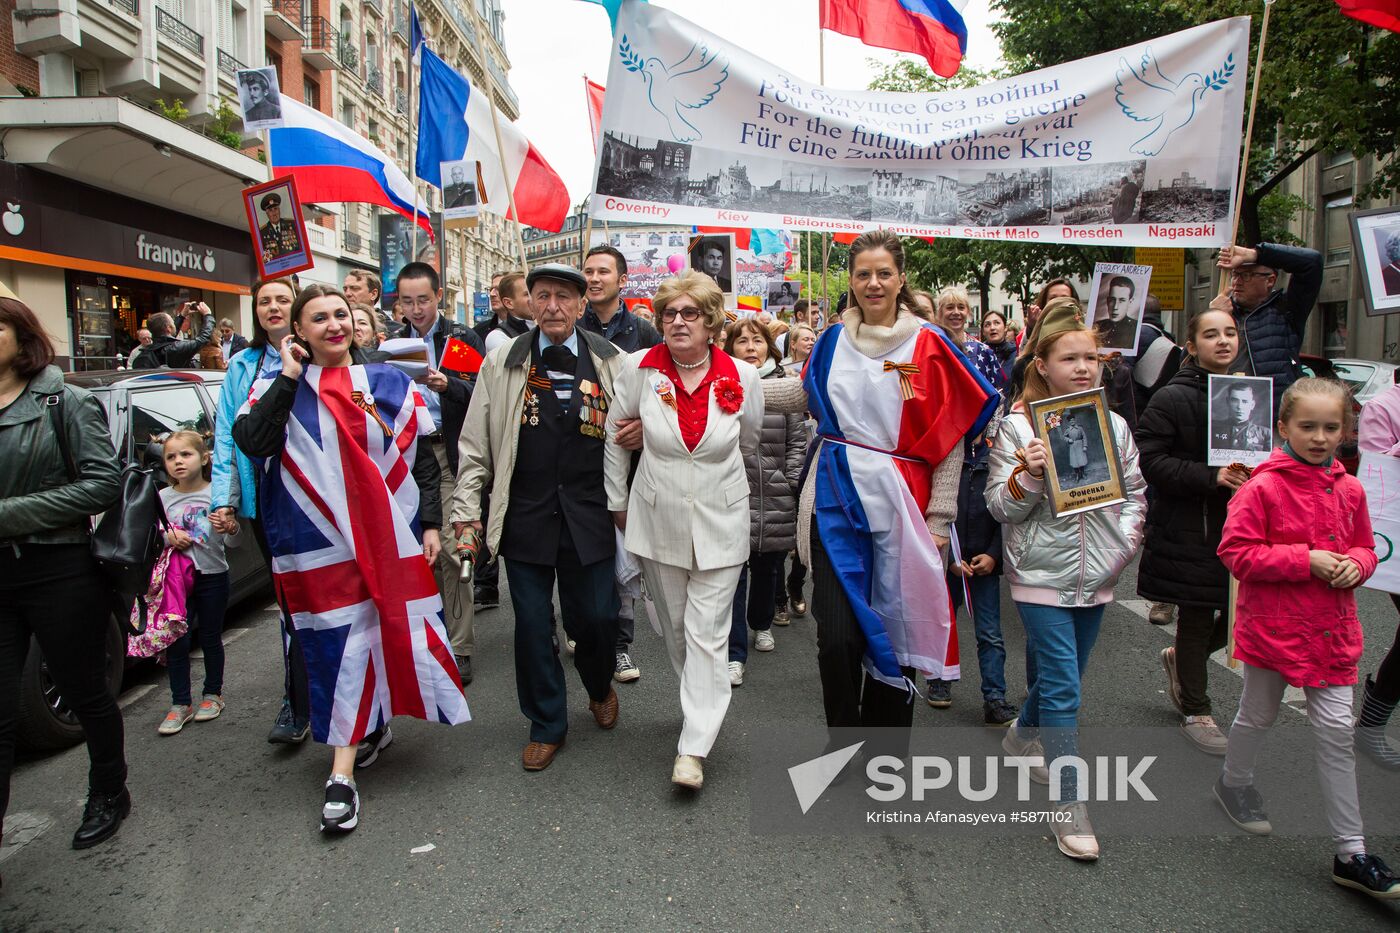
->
[639, 344, 740, 452]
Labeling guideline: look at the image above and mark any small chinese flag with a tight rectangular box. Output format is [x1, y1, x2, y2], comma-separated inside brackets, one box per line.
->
[440, 337, 484, 376]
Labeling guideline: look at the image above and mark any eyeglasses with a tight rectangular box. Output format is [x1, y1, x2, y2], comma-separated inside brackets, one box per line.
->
[659, 307, 703, 323]
[1229, 271, 1274, 281]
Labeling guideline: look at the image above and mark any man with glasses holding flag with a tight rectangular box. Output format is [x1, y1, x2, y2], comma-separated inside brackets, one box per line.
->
[394, 261, 487, 691]
[1216, 242, 1323, 411]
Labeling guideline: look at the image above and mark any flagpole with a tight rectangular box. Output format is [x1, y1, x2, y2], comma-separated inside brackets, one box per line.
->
[409, 11, 421, 267]
[471, 5, 529, 273]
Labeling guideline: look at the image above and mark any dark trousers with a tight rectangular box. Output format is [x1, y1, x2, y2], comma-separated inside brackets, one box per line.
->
[1175, 604, 1228, 716]
[475, 490, 499, 592]
[729, 550, 785, 663]
[166, 570, 230, 706]
[251, 518, 310, 723]
[1375, 594, 1400, 705]
[810, 534, 917, 736]
[786, 552, 807, 604]
[505, 548, 619, 744]
[0, 544, 127, 827]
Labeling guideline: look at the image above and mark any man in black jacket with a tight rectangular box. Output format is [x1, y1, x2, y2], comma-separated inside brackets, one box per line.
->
[473, 271, 508, 343]
[131, 303, 214, 369]
[579, 243, 658, 684]
[1218, 242, 1323, 410]
[395, 262, 487, 686]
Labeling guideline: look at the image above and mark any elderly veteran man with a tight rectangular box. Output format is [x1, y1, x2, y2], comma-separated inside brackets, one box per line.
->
[451, 263, 625, 772]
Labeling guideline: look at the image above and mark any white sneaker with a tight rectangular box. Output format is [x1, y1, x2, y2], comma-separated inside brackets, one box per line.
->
[1051, 801, 1099, 860]
[754, 630, 775, 652]
[672, 754, 704, 790]
[728, 661, 745, 686]
[1001, 720, 1049, 784]
[1181, 715, 1228, 755]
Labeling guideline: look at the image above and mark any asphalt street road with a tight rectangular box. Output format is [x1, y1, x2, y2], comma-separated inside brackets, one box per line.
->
[3, 559, 1400, 931]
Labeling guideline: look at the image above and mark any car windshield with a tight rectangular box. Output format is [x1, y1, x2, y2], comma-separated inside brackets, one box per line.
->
[1331, 361, 1375, 394]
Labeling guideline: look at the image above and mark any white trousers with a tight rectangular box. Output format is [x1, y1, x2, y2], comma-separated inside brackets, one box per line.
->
[1223, 663, 1365, 857]
[640, 558, 743, 758]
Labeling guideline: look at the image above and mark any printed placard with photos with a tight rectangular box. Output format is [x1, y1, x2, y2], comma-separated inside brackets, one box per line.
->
[1028, 387, 1127, 518]
[241, 176, 313, 279]
[1207, 374, 1274, 468]
[1085, 261, 1153, 355]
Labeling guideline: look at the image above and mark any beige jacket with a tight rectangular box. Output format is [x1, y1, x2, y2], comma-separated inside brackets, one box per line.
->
[450, 328, 624, 555]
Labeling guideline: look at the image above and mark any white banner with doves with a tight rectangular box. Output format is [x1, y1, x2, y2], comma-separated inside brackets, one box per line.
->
[591, 1, 1249, 248]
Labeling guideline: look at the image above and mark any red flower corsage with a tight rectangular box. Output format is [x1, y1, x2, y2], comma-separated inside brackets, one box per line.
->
[713, 376, 744, 414]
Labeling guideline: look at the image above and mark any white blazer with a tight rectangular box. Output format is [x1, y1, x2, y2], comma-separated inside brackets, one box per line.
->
[605, 349, 764, 571]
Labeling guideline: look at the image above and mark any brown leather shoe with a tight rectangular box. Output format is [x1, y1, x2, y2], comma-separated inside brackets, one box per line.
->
[522, 740, 563, 771]
[589, 688, 619, 730]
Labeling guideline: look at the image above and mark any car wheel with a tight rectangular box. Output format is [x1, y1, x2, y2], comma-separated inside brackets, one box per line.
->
[15, 615, 126, 751]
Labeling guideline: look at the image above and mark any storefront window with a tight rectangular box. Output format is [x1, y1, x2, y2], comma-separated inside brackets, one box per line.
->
[67, 271, 209, 372]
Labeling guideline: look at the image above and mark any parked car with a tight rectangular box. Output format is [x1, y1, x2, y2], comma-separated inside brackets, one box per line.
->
[17, 369, 271, 750]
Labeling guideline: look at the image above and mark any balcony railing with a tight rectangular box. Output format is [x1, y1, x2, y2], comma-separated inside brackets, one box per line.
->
[343, 229, 363, 253]
[216, 49, 246, 78]
[363, 0, 382, 14]
[393, 87, 407, 115]
[107, 0, 138, 17]
[271, 0, 302, 21]
[337, 33, 359, 71]
[392, 11, 409, 43]
[156, 7, 203, 56]
[366, 64, 384, 96]
[302, 16, 342, 70]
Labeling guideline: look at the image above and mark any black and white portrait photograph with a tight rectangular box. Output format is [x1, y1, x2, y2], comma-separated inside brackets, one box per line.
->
[1349, 205, 1400, 316]
[1207, 374, 1274, 468]
[1029, 388, 1126, 517]
[440, 159, 480, 227]
[236, 67, 282, 132]
[767, 279, 801, 310]
[688, 233, 735, 296]
[1086, 261, 1154, 355]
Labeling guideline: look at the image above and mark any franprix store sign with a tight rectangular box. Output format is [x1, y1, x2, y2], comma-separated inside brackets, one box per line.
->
[0, 163, 253, 290]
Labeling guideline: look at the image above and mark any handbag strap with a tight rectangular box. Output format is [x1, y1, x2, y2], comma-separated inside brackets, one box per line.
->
[46, 393, 79, 483]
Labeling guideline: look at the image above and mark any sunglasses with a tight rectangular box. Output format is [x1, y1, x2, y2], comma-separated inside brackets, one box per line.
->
[660, 307, 703, 323]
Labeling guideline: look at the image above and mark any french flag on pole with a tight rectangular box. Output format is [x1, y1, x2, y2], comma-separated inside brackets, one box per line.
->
[414, 20, 571, 232]
[268, 97, 433, 237]
[820, 0, 968, 79]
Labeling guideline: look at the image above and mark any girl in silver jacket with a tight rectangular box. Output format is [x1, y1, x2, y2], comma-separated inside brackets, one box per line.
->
[985, 299, 1147, 863]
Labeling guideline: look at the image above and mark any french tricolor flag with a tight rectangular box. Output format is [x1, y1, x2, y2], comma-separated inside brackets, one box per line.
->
[820, 0, 968, 79]
[414, 44, 571, 232]
[268, 97, 433, 237]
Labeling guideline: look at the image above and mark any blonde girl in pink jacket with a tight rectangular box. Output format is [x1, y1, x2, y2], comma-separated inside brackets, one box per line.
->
[1215, 377, 1398, 901]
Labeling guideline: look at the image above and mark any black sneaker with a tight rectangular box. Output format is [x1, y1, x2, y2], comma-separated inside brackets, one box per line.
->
[1333, 853, 1400, 900]
[71, 788, 131, 850]
[455, 655, 473, 687]
[984, 698, 1019, 726]
[321, 776, 359, 833]
[268, 700, 310, 745]
[926, 679, 952, 709]
[355, 725, 394, 769]
[1213, 776, 1272, 834]
[473, 588, 499, 610]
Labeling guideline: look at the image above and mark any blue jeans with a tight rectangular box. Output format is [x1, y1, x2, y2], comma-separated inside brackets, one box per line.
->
[1014, 601, 1106, 803]
[167, 570, 230, 707]
[951, 575, 1007, 702]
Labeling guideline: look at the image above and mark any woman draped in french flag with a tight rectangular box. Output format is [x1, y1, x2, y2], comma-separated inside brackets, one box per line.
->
[233, 285, 470, 834]
[764, 231, 996, 758]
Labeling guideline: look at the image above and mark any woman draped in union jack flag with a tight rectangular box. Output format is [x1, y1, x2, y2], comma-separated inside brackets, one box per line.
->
[233, 285, 470, 833]
[762, 231, 997, 762]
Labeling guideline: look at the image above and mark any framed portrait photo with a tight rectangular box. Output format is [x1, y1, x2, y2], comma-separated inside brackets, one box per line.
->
[235, 66, 283, 132]
[1085, 261, 1154, 355]
[440, 159, 481, 229]
[688, 233, 736, 306]
[1207, 374, 1274, 468]
[1350, 205, 1400, 317]
[1028, 387, 1127, 517]
[241, 176, 313, 279]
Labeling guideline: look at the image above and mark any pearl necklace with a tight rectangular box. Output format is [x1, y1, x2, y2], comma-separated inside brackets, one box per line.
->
[674, 351, 711, 371]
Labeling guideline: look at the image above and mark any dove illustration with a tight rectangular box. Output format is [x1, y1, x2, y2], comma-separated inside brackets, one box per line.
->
[637, 41, 729, 143]
[1114, 50, 1209, 157]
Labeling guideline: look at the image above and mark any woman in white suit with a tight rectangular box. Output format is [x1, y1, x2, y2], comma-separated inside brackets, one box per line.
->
[605, 272, 764, 791]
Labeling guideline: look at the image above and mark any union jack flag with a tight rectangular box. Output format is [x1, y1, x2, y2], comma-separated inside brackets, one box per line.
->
[241, 364, 471, 746]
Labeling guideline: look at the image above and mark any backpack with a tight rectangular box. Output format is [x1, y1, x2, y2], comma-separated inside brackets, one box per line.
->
[130, 342, 167, 370]
[48, 393, 168, 636]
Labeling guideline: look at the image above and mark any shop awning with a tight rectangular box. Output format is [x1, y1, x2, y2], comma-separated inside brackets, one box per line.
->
[0, 97, 267, 230]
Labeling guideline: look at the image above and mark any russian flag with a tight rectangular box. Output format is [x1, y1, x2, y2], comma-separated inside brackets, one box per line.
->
[268, 97, 432, 237]
[415, 45, 571, 233]
[820, 0, 967, 79]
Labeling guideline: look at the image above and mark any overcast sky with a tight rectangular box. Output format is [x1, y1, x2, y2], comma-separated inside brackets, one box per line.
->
[498, 0, 1002, 206]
